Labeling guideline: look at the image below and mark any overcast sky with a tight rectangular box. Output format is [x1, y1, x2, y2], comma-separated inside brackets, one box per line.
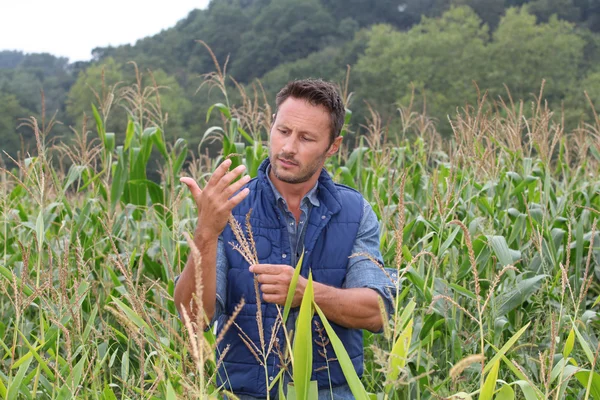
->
[0, 1, 211, 62]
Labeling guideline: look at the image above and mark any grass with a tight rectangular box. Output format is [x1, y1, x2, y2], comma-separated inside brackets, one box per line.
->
[1, 53, 599, 399]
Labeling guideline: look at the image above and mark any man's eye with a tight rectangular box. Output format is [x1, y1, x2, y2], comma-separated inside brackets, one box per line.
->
[279, 129, 289, 135]
[302, 136, 313, 142]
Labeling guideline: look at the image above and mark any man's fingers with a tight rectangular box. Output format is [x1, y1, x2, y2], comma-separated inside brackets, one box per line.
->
[262, 294, 284, 305]
[206, 159, 232, 187]
[216, 164, 247, 192]
[256, 273, 279, 284]
[226, 187, 250, 210]
[180, 177, 202, 204]
[225, 174, 251, 198]
[259, 284, 280, 294]
[249, 264, 281, 275]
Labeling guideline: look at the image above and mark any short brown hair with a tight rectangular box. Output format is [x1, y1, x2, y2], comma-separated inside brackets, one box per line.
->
[275, 79, 345, 144]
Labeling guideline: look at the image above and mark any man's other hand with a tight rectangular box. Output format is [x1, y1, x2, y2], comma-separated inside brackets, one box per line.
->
[180, 159, 251, 239]
[250, 264, 307, 307]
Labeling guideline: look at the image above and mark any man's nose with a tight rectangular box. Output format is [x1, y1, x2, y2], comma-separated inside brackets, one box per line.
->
[281, 135, 298, 154]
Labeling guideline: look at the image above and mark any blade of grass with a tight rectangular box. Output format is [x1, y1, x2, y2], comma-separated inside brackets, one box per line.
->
[293, 271, 314, 400]
[313, 302, 370, 400]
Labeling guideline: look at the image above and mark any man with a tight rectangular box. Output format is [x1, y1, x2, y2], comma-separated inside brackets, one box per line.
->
[175, 79, 393, 399]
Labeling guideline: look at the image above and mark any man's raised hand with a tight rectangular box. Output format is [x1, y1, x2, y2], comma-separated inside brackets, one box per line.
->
[180, 159, 251, 239]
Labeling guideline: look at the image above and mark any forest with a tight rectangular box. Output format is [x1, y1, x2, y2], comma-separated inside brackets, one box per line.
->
[2, 0, 600, 165]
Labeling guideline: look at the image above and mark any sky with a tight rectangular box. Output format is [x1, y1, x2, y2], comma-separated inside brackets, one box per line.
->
[0, 0, 211, 62]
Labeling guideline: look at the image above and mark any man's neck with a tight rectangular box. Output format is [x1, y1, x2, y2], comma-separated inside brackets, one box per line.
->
[268, 168, 319, 211]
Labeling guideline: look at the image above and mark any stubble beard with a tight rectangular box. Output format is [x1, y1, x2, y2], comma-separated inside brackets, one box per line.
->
[269, 150, 328, 184]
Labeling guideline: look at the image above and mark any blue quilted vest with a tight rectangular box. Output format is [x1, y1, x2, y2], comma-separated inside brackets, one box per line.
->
[217, 159, 364, 398]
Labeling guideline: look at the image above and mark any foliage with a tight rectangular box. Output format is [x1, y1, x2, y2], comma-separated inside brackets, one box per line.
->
[1, 63, 599, 399]
[3, 1, 600, 164]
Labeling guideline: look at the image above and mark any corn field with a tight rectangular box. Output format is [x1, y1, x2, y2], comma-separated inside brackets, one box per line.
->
[1, 60, 599, 400]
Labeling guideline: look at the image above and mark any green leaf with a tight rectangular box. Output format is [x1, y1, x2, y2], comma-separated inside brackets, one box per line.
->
[483, 322, 530, 375]
[16, 329, 55, 381]
[111, 297, 157, 341]
[0, 378, 6, 398]
[104, 132, 115, 153]
[121, 349, 129, 383]
[91, 103, 105, 142]
[286, 381, 318, 400]
[386, 319, 413, 393]
[35, 209, 44, 250]
[172, 138, 188, 176]
[56, 356, 85, 399]
[563, 328, 575, 359]
[283, 251, 304, 324]
[206, 102, 231, 122]
[488, 235, 516, 267]
[495, 275, 546, 317]
[111, 146, 129, 210]
[512, 381, 540, 400]
[0, 265, 33, 297]
[572, 322, 595, 364]
[102, 385, 118, 400]
[7, 356, 32, 400]
[166, 380, 177, 400]
[449, 393, 473, 400]
[237, 124, 255, 145]
[293, 271, 314, 400]
[151, 127, 168, 160]
[495, 384, 515, 400]
[479, 359, 499, 400]
[313, 303, 370, 400]
[575, 370, 600, 400]
[124, 119, 135, 151]
[592, 294, 600, 309]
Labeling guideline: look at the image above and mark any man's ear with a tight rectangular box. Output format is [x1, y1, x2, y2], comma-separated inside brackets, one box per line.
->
[326, 136, 343, 157]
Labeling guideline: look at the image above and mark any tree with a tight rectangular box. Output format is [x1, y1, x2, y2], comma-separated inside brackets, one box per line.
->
[0, 91, 33, 163]
[527, 0, 581, 22]
[231, 0, 339, 82]
[354, 7, 489, 131]
[487, 8, 585, 105]
[66, 57, 127, 135]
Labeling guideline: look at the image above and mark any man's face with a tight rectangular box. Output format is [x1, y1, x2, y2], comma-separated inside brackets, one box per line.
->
[269, 97, 342, 184]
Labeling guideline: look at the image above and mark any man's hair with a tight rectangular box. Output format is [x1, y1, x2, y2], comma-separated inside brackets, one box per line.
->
[275, 79, 345, 144]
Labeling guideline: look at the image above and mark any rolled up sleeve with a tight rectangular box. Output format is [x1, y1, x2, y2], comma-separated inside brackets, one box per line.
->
[342, 199, 394, 320]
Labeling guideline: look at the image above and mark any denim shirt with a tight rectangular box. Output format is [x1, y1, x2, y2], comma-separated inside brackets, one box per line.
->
[207, 168, 393, 400]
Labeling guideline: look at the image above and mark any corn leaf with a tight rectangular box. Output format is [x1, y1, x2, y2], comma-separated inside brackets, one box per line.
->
[111, 297, 157, 341]
[166, 380, 177, 400]
[488, 235, 515, 267]
[483, 322, 530, 374]
[102, 385, 118, 400]
[293, 271, 314, 400]
[495, 383, 515, 400]
[449, 393, 473, 399]
[495, 275, 546, 317]
[7, 356, 32, 400]
[313, 303, 370, 400]
[572, 322, 594, 364]
[91, 103, 105, 142]
[512, 380, 542, 400]
[593, 294, 600, 309]
[283, 251, 304, 324]
[386, 318, 413, 393]
[56, 356, 85, 400]
[575, 370, 600, 400]
[563, 328, 575, 359]
[479, 359, 500, 400]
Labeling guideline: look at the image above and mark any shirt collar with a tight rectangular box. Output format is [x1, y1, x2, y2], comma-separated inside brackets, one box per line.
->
[266, 165, 320, 207]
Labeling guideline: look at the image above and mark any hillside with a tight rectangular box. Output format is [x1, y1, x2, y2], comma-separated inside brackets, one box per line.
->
[1, 0, 600, 165]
